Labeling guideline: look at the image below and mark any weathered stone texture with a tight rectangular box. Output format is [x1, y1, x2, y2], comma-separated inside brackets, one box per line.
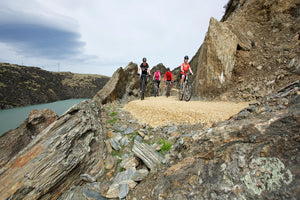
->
[0, 100, 107, 200]
[93, 62, 139, 105]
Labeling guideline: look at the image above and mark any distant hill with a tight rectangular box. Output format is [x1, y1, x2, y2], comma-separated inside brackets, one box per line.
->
[0, 63, 110, 109]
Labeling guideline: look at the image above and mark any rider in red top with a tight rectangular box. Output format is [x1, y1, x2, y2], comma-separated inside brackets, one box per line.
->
[180, 55, 193, 88]
[164, 68, 173, 83]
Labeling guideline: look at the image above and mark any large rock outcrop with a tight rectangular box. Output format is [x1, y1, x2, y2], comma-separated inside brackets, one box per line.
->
[192, 0, 299, 100]
[128, 81, 300, 200]
[0, 100, 107, 199]
[0, 109, 58, 168]
[93, 62, 139, 104]
[0, 63, 110, 109]
[194, 17, 239, 98]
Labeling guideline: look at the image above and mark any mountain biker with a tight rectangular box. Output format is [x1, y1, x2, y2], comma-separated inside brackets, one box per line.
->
[153, 68, 161, 95]
[164, 67, 173, 85]
[137, 57, 151, 92]
[180, 55, 193, 89]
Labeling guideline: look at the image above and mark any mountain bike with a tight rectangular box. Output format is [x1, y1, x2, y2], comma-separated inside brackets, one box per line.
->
[166, 81, 171, 97]
[179, 73, 192, 101]
[154, 80, 160, 97]
[138, 74, 149, 100]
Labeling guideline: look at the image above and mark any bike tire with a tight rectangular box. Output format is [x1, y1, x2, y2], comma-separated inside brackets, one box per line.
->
[141, 92, 144, 100]
[184, 83, 192, 101]
[166, 83, 170, 97]
[178, 89, 183, 101]
[141, 78, 145, 100]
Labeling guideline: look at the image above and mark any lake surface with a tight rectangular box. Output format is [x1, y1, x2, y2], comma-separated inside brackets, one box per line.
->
[0, 99, 89, 135]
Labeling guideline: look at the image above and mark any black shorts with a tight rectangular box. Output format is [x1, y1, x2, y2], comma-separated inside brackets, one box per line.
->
[180, 74, 186, 81]
[155, 79, 160, 88]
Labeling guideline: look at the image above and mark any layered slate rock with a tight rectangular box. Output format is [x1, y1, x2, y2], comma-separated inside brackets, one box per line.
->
[191, 0, 299, 100]
[132, 140, 164, 171]
[94, 62, 139, 105]
[0, 100, 107, 200]
[194, 17, 239, 98]
[128, 82, 300, 200]
[0, 108, 58, 168]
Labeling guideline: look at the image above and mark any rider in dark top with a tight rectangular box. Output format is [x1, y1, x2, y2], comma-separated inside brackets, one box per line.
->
[137, 57, 151, 91]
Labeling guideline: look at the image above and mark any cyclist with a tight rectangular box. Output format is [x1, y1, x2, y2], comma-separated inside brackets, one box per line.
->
[164, 67, 173, 85]
[180, 55, 193, 89]
[153, 67, 161, 95]
[137, 57, 151, 92]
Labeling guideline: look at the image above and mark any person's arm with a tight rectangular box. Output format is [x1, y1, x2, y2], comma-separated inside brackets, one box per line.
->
[153, 72, 155, 80]
[189, 67, 193, 75]
[164, 73, 166, 82]
[137, 66, 140, 74]
[181, 65, 184, 72]
[147, 67, 151, 75]
[159, 72, 161, 81]
[171, 72, 173, 82]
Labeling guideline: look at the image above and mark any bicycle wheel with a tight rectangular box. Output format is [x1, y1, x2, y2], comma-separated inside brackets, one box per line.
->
[166, 83, 170, 97]
[178, 86, 183, 101]
[184, 83, 192, 101]
[141, 78, 145, 100]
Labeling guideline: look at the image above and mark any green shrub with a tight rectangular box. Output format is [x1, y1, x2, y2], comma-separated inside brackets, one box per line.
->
[158, 139, 172, 154]
[106, 117, 118, 124]
[109, 111, 118, 117]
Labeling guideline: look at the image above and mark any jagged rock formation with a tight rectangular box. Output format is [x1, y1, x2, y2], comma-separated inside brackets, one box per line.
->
[0, 63, 110, 109]
[93, 62, 139, 104]
[128, 81, 300, 200]
[190, 0, 299, 100]
[0, 0, 299, 199]
[0, 100, 107, 199]
[0, 109, 58, 168]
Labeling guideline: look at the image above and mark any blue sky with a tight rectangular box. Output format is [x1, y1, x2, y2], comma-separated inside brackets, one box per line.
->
[0, 0, 228, 76]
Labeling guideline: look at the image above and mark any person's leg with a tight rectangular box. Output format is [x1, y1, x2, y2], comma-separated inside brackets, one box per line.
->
[158, 80, 160, 95]
[180, 74, 185, 88]
[140, 76, 143, 91]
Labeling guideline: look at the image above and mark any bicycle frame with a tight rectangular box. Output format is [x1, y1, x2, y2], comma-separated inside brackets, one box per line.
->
[179, 73, 192, 101]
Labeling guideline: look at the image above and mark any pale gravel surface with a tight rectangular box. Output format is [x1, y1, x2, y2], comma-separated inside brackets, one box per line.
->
[123, 96, 250, 127]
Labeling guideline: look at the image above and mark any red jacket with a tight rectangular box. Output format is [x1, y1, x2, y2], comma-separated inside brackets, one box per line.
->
[164, 71, 173, 81]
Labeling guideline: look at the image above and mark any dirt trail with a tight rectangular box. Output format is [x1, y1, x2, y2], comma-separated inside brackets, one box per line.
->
[123, 96, 250, 127]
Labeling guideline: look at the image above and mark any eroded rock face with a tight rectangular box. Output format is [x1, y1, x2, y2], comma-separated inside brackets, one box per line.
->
[0, 100, 107, 200]
[194, 17, 239, 98]
[128, 82, 300, 199]
[192, 0, 300, 100]
[93, 62, 139, 104]
[0, 108, 58, 168]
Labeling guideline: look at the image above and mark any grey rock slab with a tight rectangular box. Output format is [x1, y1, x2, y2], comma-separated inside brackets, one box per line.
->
[132, 140, 164, 171]
[109, 138, 121, 151]
[120, 136, 130, 146]
[132, 169, 149, 182]
[80, 174, 96, 183]
[134, 135, 143, 143]
[118, 183, 129, 199]
[124, 127, 134, 134]
[120, 157, 139, 169]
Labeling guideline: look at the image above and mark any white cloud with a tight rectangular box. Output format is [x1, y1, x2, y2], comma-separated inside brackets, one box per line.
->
[0, 0, 228, 76]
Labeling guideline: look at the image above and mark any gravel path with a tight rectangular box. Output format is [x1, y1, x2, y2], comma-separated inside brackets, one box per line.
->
[123, 96, 250, 127]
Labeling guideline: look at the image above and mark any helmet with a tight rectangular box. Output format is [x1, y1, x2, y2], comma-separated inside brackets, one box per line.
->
[156, 68, 159, 71]
[167, 68, 170, 71]
[142, 57, 147, 62]
[184, 55, 189, 60]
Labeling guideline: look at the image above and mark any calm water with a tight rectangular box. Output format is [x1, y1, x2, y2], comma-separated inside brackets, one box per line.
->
[0, 99, 89, 135]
